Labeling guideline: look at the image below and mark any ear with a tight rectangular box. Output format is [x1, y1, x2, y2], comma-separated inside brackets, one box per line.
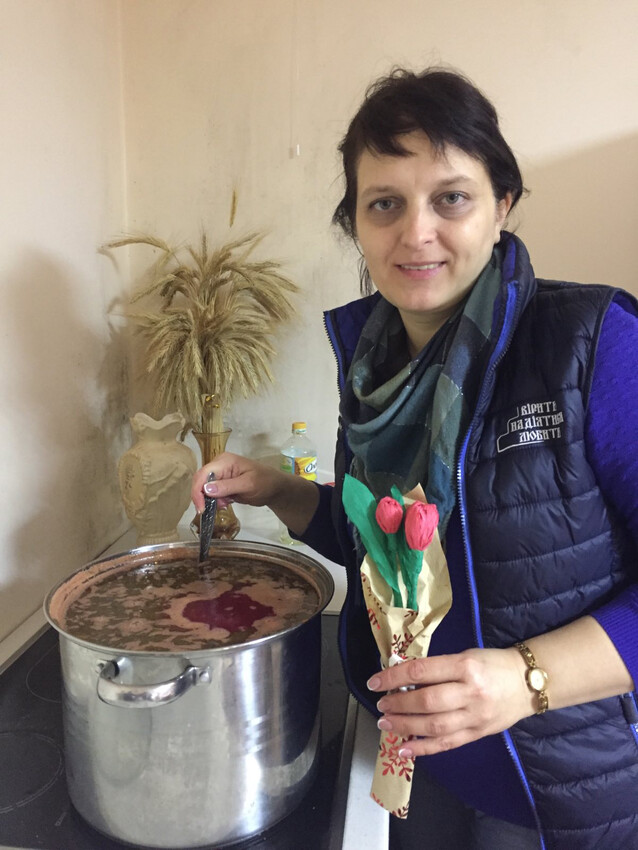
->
[495, 192, 513, 233]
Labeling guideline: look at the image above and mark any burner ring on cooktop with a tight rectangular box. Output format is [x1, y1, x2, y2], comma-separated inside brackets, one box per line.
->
[26, 643, 62, 703]
[0, 731, 63, 814]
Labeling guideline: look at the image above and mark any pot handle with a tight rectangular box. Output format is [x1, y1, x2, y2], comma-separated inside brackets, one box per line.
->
[97, 657, 211, 708]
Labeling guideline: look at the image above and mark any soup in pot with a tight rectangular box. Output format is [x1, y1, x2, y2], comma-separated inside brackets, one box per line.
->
[61, 555, 320, 652]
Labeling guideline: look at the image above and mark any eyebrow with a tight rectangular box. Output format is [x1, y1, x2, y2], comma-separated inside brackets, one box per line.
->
[358, 175, 477, 200]
[437, 176, 476, 188]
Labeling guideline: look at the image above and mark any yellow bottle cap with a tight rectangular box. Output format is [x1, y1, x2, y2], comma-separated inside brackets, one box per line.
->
[292, 421, 307, 432]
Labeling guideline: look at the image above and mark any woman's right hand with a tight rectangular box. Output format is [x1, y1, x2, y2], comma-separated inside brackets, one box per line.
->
[191, 452, 320, 536]
[190, 453, 285, 514]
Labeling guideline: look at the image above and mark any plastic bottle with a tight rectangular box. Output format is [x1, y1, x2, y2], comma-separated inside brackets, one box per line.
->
[279, 421, 317, 545]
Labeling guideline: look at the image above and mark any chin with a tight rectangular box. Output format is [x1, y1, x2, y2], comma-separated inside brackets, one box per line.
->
[399, 297, 451, 315]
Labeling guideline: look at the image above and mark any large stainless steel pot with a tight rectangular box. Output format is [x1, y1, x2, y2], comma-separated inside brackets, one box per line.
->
[44, 540, 334, 849]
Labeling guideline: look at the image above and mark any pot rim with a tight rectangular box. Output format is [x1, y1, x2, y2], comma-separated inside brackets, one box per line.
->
[44, 539, 335, 658]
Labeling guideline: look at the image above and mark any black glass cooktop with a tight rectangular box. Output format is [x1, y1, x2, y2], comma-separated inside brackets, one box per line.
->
[0, 613, 349, 850]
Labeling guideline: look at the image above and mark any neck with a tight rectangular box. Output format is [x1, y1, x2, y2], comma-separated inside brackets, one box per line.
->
[401, 310, 452, 358]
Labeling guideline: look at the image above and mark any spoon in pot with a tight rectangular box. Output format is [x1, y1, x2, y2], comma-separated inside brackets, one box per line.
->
[199, 471, 217, 565]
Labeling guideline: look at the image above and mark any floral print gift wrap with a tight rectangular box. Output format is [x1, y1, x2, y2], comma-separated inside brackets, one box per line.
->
[342, 475, 452, 818]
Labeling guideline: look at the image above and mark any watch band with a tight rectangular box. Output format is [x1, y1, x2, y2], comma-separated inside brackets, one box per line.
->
[515, 642, 549, 715]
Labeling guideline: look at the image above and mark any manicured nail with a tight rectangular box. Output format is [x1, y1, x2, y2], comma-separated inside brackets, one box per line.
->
[377, 717, 392, 731]
[376, 698, 388, 712]
[398, 747, 414, 759]
[367, 675, 381, 691]
[203, 482, 218, 496]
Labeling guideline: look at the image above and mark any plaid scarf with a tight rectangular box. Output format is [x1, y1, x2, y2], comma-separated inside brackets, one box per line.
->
[340, 248, 502, 540]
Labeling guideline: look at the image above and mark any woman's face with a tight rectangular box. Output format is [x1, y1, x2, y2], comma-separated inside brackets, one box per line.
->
[354, 131, 511, 352]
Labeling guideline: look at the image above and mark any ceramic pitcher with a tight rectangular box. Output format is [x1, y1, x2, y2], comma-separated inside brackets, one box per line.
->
[118, 412, 197, 545]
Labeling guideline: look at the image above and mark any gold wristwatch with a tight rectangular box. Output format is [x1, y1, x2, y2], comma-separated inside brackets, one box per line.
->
[515, 642, 549, 714]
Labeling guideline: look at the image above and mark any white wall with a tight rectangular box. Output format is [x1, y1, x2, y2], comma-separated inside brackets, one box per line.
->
[0, 0, 129, 640]
[2, 0, 637, 641]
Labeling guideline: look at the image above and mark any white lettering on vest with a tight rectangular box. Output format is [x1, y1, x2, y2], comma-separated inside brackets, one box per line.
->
[497, 401, 564, 453]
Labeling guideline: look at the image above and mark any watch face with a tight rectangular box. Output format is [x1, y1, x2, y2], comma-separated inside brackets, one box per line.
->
[528, 667, 548, 691]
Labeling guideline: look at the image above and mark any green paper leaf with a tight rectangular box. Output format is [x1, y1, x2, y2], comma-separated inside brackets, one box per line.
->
[386, 534, 403, 607]
[342, 475, 402, 604]
[388, 484, 422, 609]
[396, 520, 423, 611]
[390, 485, 404, 507]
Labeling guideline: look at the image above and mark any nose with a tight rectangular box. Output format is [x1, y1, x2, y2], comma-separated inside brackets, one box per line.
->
[400, 203, 436, 249]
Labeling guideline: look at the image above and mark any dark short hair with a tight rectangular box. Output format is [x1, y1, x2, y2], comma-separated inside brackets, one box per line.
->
[333, 67, 524, 248]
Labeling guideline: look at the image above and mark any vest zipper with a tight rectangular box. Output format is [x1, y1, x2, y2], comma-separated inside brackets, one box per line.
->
[456, 281, 547, 850]
[324, 309, 370, 709]
[323, 310, 347, 400]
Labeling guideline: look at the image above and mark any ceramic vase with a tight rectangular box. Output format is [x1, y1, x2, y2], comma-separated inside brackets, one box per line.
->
[118, 412, 197, 546]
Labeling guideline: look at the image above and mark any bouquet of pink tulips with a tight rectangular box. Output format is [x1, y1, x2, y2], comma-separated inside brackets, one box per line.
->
[342, 474, 452, 818]
[375, 491, 439, 609]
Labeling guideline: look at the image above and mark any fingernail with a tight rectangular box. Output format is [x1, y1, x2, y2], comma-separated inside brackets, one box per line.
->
[398, 747, 414, 759]
[203, 482, 218, 496]
[367, 675, 381, 691]
[377, 717, 392, 731]
[376, 698, 388, 712]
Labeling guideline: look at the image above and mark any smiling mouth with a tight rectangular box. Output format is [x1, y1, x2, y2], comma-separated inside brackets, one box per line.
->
[398, 262, 443, 270]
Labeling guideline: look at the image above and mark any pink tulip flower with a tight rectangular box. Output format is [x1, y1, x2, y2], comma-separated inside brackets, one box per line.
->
[375, 497, 404, 535]
[404, 501, 439, 550]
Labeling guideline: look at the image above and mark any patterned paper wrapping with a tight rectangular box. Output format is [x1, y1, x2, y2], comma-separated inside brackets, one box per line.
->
[362, 520, 452, 818]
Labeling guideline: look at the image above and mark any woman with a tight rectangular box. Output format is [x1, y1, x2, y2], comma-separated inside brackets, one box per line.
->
[192, 68, 638, 849]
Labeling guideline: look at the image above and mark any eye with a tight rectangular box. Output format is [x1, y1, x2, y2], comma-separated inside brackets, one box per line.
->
[440, 192, 465, 206]
[435, 191, 471, 217]
[370, 198, 399, 213]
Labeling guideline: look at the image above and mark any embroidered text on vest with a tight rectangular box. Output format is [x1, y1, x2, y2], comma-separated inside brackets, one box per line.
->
[497, 400, 565, 452]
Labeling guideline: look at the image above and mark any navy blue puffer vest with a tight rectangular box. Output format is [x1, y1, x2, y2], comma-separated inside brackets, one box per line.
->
[325, 232, 638, 849]
[464, 275, 638, 849]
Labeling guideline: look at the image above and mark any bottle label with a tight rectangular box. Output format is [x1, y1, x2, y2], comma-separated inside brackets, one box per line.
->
[295, 456, 317, 480]
[280, 455, 294, 475]
[281, 454, 317, 480]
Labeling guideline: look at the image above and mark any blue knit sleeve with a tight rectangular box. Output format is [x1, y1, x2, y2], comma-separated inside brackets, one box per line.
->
[293, 482, 346, 565]
[587, 295, 638, 686]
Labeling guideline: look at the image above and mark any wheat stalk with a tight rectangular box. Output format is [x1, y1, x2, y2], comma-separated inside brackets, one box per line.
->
[104, 228, 299, 431]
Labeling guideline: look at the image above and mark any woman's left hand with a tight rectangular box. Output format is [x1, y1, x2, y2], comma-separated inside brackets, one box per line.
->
[368, 648, 533, 757]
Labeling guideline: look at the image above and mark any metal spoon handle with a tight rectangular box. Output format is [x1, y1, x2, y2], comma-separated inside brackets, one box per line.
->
[199, 471, 217, 563]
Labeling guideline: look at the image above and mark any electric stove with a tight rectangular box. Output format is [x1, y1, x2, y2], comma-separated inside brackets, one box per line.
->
[0, 613, 350, 850]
